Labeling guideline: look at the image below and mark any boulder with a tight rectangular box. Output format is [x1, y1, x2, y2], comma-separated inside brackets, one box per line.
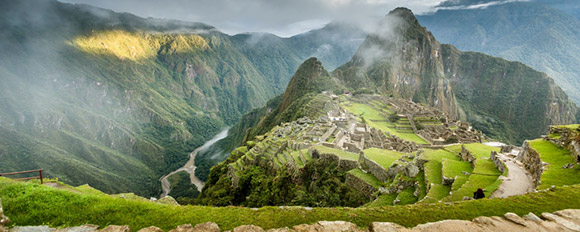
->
[58, 225, 100, 232]
[100, 226, 130, 232]
[232, 225, 264, 232]
[369, 222, 406, 232]
[136, 227, 163, 232]
[293, 221, 363, 232]
[0, 199, 9, 226]
[11, 226, 55, 232]
[503, 213, 527, 227]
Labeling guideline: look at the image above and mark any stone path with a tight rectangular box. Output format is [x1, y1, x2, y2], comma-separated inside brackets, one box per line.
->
[491, 149, 534, 198]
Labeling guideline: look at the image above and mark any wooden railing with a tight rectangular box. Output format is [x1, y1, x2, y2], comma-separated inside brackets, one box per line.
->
[0, 169, 43, 184]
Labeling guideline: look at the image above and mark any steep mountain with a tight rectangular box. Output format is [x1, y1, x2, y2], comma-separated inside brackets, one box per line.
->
[417, 1, 580, 104]
[194, 8, 579, 205]
[0, 0, 361, 197]
[334, 8, 577, 144]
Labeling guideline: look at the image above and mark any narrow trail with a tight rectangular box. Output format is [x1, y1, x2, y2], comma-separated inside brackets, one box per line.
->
[491, 149, 534, 198]
[159, 128, 229, 198]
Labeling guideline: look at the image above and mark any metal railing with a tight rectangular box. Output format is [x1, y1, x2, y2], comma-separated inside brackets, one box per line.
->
[0, 169, 44, 184]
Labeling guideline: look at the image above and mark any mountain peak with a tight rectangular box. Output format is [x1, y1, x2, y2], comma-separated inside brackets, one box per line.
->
[278, 58, 330, 112]
[387, 7, 419, 25]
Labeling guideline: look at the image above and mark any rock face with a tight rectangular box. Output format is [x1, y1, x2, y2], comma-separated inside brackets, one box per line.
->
[517, 141, 543, 187]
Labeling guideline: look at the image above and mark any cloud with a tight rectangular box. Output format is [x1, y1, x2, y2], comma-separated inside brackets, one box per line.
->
[58, 0, 448, 37]
[430, 0, 530, 12]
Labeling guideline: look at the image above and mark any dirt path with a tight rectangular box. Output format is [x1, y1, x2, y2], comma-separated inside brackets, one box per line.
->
[160, 128, 228, 198]
[491, 150, 534, 198]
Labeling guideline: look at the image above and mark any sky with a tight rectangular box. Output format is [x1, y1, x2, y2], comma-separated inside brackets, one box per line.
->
[57, 0, 524, 37]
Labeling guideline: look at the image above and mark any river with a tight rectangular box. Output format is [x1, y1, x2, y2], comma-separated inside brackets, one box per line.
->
[159, 128, 229, 198]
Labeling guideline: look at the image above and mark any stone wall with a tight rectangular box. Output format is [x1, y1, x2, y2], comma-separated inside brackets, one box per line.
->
[345, 172, 378, 199]
[458, 145, 476, 165]
[359, 152, 390, 182]
[546, 126, 580, 163]
[517, 141, 543, 187]
[491, 151, 506, 174]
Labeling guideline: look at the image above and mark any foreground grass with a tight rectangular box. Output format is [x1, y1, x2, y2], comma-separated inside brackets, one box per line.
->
[529, 139, 580, 189]
[2, 178, 580, 230]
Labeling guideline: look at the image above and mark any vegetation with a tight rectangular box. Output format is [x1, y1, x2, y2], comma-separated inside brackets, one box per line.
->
[167, 171, 200, 204]
[529, 139, 580, 189]
[363, 148, 406, 169]
[3, 178, 580, 231]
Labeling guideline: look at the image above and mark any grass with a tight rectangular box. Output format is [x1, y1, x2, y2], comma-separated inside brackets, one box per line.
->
[349, 169, 384, 188]
[363, 148, 406, 169]
[396, 188, 418, 205]
[529, 139, 580, 190]
[311, 145, 359, 161]
[341, 102, 429, 144]
[441, 159, 473, 179]
[3, 178, 580, 230]
[365, 194, 397, 207]
[444, 159, 501, 201]
[290, 150, 305, 167]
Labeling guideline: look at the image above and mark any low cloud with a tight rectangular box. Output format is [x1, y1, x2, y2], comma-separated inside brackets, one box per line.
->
[58, 0, 447, 37]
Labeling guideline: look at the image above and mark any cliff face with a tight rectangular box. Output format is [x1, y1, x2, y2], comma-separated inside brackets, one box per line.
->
[334, 8, 460, 120]
[334, 8, 577, 144]
[442, 45, 578, 143]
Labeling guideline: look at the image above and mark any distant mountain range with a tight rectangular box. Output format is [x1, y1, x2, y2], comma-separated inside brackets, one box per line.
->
[418, 0, 580, 104]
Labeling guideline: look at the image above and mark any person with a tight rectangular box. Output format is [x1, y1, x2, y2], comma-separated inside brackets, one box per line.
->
[473, 188, 485, 199]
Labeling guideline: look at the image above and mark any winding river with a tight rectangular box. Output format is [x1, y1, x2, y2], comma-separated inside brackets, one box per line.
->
[159, 128, 229, 198]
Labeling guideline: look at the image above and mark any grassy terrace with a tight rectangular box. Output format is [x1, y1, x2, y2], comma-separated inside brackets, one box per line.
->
[363, 148, 406, 169]
[341, 102, 429, 144]
[349, 169, 384, 188]
[529, 139, 580, 190]
[421, 149, 458, 202]
[311, 145, 359, 161]
[3, 178, 580, 230]
[443, 144, 502, 201]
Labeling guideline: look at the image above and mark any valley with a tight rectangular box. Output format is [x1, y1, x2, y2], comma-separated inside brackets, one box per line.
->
[1, 0, 580, 230]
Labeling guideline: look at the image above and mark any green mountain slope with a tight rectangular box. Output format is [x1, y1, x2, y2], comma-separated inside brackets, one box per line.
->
[418, 1, 580, 104]
[0, 0, 362, 197]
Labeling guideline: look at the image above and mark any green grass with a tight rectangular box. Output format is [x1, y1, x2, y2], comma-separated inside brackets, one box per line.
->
[365, 194, 397, 207]
[311, 146, 359, 161]
[342, 102, 429, 144]
[290, 150, 305, 167]
[422, 185, 451, 203]
[447, 143, 500, 159]
[349, 169, 384, 188]
[363, 148, 406, 169]
[4, 178, 580, 230]
[396, 188, 418, 205]
[529, 139, 580, 189]
[441, 159, 473, 179]
[553, 124, 580, 130]
[444, 159, 501, 201]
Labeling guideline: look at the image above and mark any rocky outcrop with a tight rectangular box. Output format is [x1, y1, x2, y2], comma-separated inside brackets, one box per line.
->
[517, 141, 543, 187]
[490, 151, 506, 174]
